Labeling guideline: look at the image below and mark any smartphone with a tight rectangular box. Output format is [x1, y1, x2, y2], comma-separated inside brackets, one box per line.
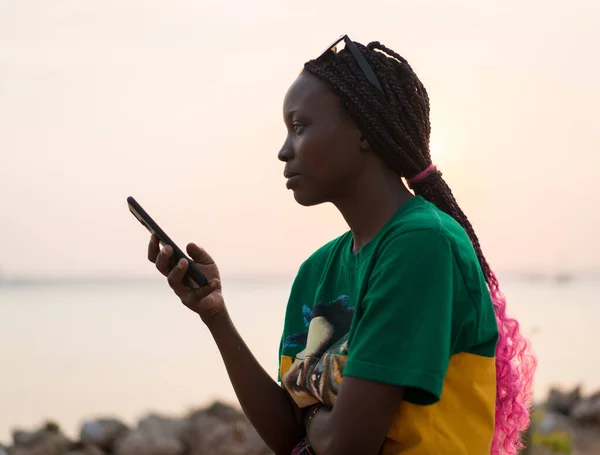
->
[127, 196, 209, 288]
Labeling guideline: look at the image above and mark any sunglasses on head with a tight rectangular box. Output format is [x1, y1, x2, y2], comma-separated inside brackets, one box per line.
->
[318, 34, 385, 96]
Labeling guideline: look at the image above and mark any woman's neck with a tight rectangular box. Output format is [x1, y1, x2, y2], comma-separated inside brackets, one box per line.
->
[334, 174, 414, 254]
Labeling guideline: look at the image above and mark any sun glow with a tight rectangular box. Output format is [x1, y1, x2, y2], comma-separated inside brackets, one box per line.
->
[429, 132, 445, 163]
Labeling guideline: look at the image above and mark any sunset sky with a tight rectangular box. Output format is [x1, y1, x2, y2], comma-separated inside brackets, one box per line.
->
[1, 0, 599, 279]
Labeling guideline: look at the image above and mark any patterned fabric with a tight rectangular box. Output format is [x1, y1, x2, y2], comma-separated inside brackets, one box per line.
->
[291, 437, 312, 455]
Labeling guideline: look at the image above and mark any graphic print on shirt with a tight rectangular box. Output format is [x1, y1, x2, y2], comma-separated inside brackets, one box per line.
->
[281, 294, 354, 408]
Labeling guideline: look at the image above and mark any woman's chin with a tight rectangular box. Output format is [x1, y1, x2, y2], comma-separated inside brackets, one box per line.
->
[292, 189, 325, 207]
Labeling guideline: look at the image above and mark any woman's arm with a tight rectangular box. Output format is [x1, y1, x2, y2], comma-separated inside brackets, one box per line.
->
[147, 237, 305, 455]
[307, 377, 404, 455]
[207, 310, 305, 455]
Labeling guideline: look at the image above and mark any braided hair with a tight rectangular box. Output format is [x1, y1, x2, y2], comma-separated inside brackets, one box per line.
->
[304, 41, 536, 455]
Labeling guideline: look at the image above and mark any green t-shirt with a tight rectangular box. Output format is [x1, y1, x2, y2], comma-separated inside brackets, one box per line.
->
[278, 196, 499, 453]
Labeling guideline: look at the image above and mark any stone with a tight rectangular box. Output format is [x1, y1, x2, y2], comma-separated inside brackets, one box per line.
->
[8, 422, 70, 455]
[182, 405, 272, 455]
[536, 410, 574, 436]
[571, 394, 600, 425]
[114, 413, 186, 455]
[203, 401, 246, 423]
[79, 418, 128, 451]
[114, 429, 184, 455]
[64, 442, 106, 455]
[546, 386, 582, 416]
[137, 414, 186, 441]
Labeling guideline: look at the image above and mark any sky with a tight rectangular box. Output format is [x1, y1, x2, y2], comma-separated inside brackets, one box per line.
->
[1, 0, 599, 279]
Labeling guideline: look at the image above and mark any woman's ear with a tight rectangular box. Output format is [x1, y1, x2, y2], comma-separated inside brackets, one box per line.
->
[360, 135, 371, 151]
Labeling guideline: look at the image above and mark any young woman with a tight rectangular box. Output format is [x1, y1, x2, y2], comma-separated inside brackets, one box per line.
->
[147, 36, 536, 455]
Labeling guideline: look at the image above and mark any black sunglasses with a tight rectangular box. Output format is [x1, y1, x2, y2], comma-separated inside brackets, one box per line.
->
[318, 34, 384, 95]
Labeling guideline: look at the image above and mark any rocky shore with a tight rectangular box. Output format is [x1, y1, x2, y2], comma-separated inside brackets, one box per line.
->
[0, 402, 272, 455]
[526, 386, 600, 455]
[2, 386, 600, 455]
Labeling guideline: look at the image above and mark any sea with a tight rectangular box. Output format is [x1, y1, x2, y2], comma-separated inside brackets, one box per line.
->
[1, 274, 598, 444]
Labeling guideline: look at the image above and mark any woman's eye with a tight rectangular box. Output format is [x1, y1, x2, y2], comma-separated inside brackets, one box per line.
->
[293, 123, 305, 134]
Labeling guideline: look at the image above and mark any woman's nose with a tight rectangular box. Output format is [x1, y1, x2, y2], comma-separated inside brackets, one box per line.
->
[278, 138, 294, 162]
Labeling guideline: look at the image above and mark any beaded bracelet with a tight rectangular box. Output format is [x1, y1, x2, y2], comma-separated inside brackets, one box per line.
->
[305, 403, 325, 435]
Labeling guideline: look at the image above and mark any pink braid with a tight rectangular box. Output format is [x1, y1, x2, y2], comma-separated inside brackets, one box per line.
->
[408, 167, 537, 453]
[489, 271, 537, 455]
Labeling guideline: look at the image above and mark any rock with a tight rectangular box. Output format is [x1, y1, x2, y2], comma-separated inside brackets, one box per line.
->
[203, 401, 246, 423]
[2, 401, 272, 455]
[571, 395, 600, 425]
[12, 421, 59, 446]
[114, 413, 186, 455]
[79, 418, 128, 451]
[546, 386, 581, 416]
[182, 404, 272, 455]
[536, 410, 574, 436]
[8, 422, 70, 455]
[64, 442, 105, 455]
[137, 414, 186, 441]
[114, 429, 184, 455]
[531, 389, 600, 455]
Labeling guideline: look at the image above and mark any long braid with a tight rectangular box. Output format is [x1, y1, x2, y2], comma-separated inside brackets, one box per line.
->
[304, 40, 536, 455]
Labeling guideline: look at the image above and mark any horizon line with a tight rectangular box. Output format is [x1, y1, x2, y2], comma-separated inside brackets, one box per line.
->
[1, 269, 599, 287]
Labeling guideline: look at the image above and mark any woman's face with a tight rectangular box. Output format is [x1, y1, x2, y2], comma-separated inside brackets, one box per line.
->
[278, 72, 367, 207]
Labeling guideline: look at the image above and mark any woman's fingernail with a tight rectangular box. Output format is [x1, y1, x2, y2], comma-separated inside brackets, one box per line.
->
[178, 259, 186, 268]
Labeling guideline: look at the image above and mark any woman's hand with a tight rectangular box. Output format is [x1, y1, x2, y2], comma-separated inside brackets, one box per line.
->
[147, 234, 225, 325]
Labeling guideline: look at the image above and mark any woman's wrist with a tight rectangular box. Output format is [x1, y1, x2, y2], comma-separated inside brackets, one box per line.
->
[205, 307, 232, 334]
[304, 403, 325, 435]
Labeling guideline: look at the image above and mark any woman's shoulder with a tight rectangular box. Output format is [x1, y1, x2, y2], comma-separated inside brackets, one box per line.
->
[299, 231, 352, 272]
[388, 196, 462, 235]
[370, 198, 481, 276]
